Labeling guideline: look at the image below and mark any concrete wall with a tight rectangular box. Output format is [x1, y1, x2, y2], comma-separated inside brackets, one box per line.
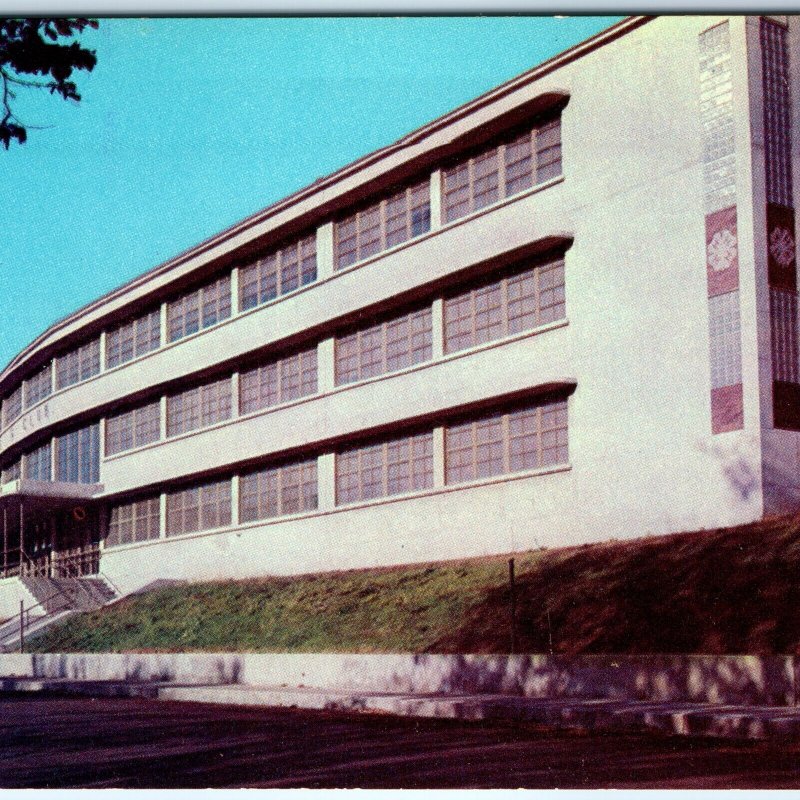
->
[0, 651, 795, 707]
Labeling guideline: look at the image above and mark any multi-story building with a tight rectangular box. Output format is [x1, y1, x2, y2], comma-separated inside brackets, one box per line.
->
[1, 15, 798, 595]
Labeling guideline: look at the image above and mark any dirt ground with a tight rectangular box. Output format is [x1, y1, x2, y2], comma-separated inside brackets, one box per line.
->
[2, 693, 800, 788]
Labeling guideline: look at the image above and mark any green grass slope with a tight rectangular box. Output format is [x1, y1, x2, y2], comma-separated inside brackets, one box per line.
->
[28, 513, 800, 654]
[28, 551, 544, 653]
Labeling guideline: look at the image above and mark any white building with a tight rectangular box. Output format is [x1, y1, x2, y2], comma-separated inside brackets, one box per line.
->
[0, 15, 798, 595]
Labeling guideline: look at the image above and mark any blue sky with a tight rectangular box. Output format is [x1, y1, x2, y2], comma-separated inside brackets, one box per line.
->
[0, 16, 621, 370]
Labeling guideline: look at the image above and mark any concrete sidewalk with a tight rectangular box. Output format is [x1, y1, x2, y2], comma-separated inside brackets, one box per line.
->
[5, 674, 800, 741]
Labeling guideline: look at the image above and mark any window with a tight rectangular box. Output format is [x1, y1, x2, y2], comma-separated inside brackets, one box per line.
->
[335, 307, 433, 385]
[107, 496, 160, 547]
[24, 364, 52, 410]
[442, 116, 562, 223]
[106, 401, 162, 456]
[1, 459, 20, 484]
[167, 377, 232, 437]
[24, 441, 51, 481]
[336, 431, 433, 505]
[56, 423, 100, 484]
[56, 338, 101, 390]
[444, 258, 565, 354]
[2, 385, 22, 428]
[445, 398, 568, 485]
[240, 234, 317, 311]
[240, 348, 317, 415]
[335, 180, 431, 270]
[167, 275, 231, 343]
[106, 310, 161, 369]
[166, 478, 231, 536]
[240, 459, 318, 522]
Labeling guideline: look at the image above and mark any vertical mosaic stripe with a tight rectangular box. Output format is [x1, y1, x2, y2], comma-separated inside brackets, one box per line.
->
[761, 17, 800, 428]
[700, 21, 744, 433]
[761, 19, 793, 209]
[770, 288, 799, 383]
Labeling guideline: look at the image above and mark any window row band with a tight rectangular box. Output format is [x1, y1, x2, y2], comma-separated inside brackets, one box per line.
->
[1, 108, 563, 430]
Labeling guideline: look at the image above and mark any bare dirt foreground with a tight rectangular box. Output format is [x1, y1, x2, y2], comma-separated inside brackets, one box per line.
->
[2, 693, 800, 788]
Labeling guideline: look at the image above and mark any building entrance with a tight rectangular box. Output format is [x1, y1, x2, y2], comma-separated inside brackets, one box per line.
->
[1, 497, 100, 579]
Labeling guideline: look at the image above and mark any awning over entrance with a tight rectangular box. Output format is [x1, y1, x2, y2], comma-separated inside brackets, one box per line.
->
[0, 478, 103, 505]
[0, 479, 104, 580]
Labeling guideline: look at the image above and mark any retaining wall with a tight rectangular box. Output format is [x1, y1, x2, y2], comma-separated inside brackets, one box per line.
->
[0, 652, 796, 707]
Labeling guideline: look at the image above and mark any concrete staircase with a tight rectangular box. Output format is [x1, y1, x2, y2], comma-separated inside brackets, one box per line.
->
[0, 576, 119, 652]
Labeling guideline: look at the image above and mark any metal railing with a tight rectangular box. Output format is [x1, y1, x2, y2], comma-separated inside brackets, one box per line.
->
[51, 544, 100, 578]
[1, 581, 86, 653]
[2, 544, 101, 580]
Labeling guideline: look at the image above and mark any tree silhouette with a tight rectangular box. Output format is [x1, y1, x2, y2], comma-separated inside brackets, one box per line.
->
[0, 18, 98, 149]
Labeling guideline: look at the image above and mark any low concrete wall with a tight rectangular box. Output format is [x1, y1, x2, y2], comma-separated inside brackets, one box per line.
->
[240, 654, 795, 707]
[0, 653, 244, 684]
[0, 652, 795, 707]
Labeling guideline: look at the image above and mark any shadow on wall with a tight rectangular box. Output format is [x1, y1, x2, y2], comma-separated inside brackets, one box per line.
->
[29, 653, 245, 685]
[761, 433, 800, 514]
[405, 653, 795, 716]
[698, 436, 760, 503]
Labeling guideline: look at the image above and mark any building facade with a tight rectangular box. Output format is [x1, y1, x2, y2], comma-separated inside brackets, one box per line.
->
[1, 15, 798, 594]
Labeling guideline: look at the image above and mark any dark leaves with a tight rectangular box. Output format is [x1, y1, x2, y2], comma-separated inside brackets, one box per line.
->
[0, 119, 26, 149]
[0, 17, 98, 148]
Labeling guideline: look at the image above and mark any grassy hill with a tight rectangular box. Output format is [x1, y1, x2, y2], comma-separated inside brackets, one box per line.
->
[28, 513, 800, 654]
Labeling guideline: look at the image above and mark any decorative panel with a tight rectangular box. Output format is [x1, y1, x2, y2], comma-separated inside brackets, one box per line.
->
[699, 21, 744, 433]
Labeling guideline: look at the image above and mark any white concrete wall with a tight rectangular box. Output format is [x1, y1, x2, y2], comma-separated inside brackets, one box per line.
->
[2, 16, 784, 592]
[0, 578, 41, 622]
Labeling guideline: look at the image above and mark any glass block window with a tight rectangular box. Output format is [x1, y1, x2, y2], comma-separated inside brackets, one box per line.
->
[56, 423, 100, 484]
[24, 364, 52, 410]
[106, 401, 162, 456]
[240, 234, 317, 311]
[2, 385, 23, 428]
[761, 18, 793, 209]
[240, 459, 318, 522]
[240, 348, 317, 415]
[443, 116, 562, 223]
[771, 287, 799, 383]
[444, 258, 565, 354]
[336, 431, 433, 505]
[336, 307, 433, 385]
[709, 291, 743, 389]
[167, 275, 231, 343]
[106, 310, 161, 369]
[56, 338, 101, 390]
[166, 478, 231, 537]
[167, 377, 232, 437]
[24, 441, 51, 481]
[1, 459, 21, 484]
[699, 22, 736, 215]
[335, 180, 431, 270]
[106, 496, 161, 547]
[445, 398, 568, 485]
